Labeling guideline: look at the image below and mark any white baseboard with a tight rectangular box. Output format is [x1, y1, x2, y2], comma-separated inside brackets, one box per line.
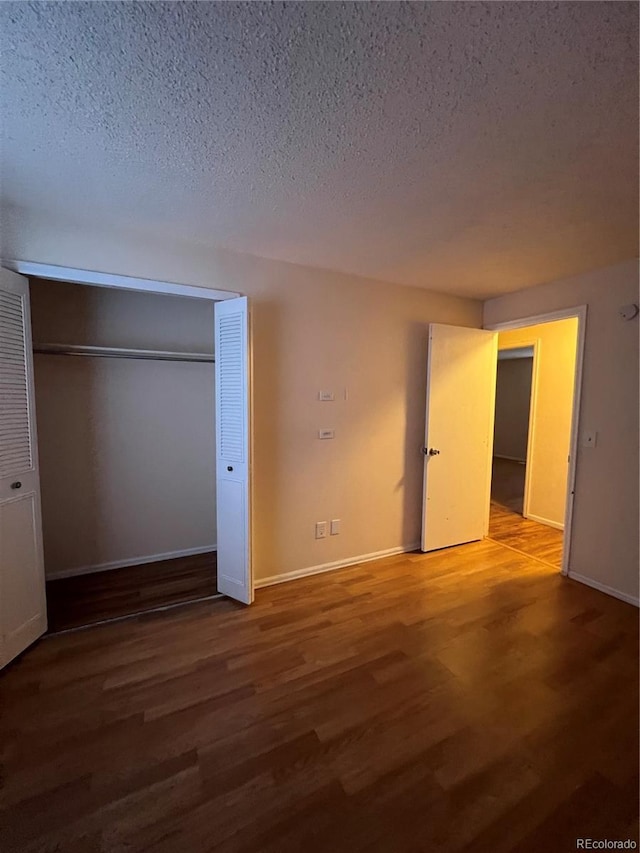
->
[254, 543, 421, 589]
[568, 572, 639, 607]
[493, 454, 526, 464]
[525, 513, 564, 531]
[46, 544, 217, 580]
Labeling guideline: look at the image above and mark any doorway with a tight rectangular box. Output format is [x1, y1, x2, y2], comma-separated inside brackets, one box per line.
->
[420, 308, 585, 578]
[0, 263, 252, 669]
[491, 345, 534, 516]
[29, 278, 220, 631]
[487, 316, 580, 570]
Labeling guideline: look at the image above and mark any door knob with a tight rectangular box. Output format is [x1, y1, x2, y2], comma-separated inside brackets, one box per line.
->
[428, 448, 440, 456]
[10, 481, 22, 489]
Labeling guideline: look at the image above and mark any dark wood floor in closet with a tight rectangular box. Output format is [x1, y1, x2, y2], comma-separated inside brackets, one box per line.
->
[46, 552, 218, 632]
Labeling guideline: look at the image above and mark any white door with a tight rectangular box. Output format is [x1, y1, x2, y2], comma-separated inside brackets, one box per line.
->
[215, 297, 253, 604]
[0, 268, 47, 668]
[421, 324, 497, 552]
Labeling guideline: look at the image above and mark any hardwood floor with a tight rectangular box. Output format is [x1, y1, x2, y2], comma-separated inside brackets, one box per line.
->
[491, 457, 527, 514]
[489, 503, 564, 569]
[1, 540, 637, 852]
[490, 458, 564, 568]
[46, 552, 218, 632]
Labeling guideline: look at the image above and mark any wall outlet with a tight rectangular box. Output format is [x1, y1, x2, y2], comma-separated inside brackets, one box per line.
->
[318, 429, 335, 440]
[330, 519, 341, 535]
[318, 390, 335, 401]
[315, 521, 327, 539]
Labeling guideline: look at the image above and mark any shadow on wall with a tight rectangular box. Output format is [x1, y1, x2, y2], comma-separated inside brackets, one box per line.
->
[250, 297, 284, 579]
[400, 320, 430, 549]
[33, 295, 103, 574]
[493, 354, 534, 464]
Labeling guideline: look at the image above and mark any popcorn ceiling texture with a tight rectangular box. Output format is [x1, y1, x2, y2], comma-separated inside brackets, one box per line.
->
[1, 1, 637, 298]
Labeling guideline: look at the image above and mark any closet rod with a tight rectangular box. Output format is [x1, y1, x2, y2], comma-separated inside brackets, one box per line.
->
[33, 343, 215, 363]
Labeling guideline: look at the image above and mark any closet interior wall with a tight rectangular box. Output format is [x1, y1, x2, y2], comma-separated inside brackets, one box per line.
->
[29, 278, 217, 579]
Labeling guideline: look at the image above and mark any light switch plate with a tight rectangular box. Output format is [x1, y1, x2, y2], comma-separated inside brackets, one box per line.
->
[315, 521, 327, 539]
[318, 391, 335, 401]
[318, 429, 335, 439]
[330, 519, 341, 535]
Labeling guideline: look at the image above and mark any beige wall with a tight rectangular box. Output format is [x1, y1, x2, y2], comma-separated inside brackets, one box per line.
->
[485, 260, 639, 604]
[493, 356, 533, 462]
[5, 217, 636, 603]
[498, 320, 578, 528]
[9, 218, 482, 583]
[30, 280, 216, 577]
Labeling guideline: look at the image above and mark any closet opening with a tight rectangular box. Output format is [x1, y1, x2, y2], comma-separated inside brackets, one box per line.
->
[29, 277, 221, 632]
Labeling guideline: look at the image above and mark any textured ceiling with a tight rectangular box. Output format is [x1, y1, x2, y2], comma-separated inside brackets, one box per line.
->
[1, 1, 638, 299]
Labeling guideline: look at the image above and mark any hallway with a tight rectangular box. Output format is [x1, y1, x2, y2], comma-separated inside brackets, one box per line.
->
[489, 458, 564, 568]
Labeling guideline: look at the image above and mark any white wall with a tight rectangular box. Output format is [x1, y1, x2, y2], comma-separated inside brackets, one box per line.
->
[493, 357, 532, 462]
[498, 320, 578, 528]
[29, 279, 216, 577]
[5, 215, 482, 583]
[485, 260, 639, 605]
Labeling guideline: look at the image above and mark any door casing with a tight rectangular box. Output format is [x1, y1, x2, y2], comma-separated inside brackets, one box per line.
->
[485, 306, 587, 576]
[2, 259, 254, 607]
[495, 340, 539, 523]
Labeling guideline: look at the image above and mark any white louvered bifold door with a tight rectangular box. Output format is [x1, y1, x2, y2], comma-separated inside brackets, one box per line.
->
[0, 268, 46, 668]
[215, 296, 252, 604]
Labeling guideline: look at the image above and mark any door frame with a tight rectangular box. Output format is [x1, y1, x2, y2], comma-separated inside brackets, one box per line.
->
[485, 306, 587, 576]
[2, 259, 253, 599]
[3, 260, 239, 302]
[495, 340, 540, 522]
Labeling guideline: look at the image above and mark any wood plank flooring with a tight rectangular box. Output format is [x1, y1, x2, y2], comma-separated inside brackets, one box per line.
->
[489, 503, 564, 568]
[491, 457, 527, 515]
[46, 552, 218, 632]
[490, 458, 564, 568]
[1, 539, 638, 852]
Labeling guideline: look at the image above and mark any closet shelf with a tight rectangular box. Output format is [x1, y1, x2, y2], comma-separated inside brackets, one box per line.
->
[33, 343, 215, 363]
